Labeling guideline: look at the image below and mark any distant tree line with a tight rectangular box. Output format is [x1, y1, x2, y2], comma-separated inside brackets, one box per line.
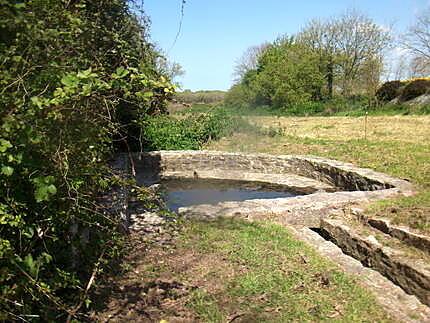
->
[175, 89, 226, 104]
[227, 9, 430, 110]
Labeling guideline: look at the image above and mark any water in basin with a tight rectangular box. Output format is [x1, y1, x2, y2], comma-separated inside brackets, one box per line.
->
[157, 178, 302, 212]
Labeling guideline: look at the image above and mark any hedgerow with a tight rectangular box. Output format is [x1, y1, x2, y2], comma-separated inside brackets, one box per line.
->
[0, 0, 173, 320]
[141, 108, 255, 150]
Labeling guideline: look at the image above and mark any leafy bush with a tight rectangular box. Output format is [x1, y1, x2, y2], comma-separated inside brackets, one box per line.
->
[400, 79, 430, 102]
[0, 1, 173, 320]
[142, 108, 256, 150]
[224, 83, 254, 109]
[141, 115, 203, 150]
[176, 103, 217, 115]
[225, 38, 324, 109]
[223, 95, 430, 117]
[376, 81, 403, 102]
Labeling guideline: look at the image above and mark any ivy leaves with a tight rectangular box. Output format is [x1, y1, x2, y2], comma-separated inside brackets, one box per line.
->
[31, 176, 57, 203]
[112, 66, 129, 79]
[60, 74, 80, 88]
[0, 139, 15, 177]
[0, 139, 12, 152]
[1, 165, 14, 176]
[0, 0, 175, 319]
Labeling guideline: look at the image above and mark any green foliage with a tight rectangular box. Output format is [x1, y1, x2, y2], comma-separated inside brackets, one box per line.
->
[141, 108, 256, 150]
[176, 103, 216, 115]
[226, 37, 324, 110]
[222, 97, 429, 117]
[142, 115, 205, 150]
[0, 0, 173, 320]
[224, 83, 254, 109]
[228, 12, 391, 114]
[32, 176, 57, 203]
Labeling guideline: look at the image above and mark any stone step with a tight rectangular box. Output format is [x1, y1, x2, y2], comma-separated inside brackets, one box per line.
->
[350, 207, 430, 256]
[319, 217, 430, 307]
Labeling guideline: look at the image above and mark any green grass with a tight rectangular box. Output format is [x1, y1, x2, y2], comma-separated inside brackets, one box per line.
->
[188, 290, 224, 322]
[181, 219, 393, 322]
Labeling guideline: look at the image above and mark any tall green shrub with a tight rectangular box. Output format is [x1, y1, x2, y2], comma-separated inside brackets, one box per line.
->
[225, 37, 324, 110]
[141, 108, 241, 150]
[0, 0, 173, 320]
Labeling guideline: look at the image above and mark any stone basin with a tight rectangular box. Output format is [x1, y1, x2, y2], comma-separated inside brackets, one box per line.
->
[133, 150, 414, 227]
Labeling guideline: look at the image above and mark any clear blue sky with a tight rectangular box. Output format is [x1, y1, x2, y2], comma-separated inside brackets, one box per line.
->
[144, 0, 429, 91]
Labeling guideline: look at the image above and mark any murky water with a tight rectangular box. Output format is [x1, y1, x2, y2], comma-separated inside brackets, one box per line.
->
[158, 178, 302, 212]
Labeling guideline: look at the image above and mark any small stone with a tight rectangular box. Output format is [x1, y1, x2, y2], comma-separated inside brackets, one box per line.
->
[367, 235, 381, 247]
[351, 207, 364, 216]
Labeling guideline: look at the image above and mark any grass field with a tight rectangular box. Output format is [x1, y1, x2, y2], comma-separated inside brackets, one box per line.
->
[207, 115, 430, 234]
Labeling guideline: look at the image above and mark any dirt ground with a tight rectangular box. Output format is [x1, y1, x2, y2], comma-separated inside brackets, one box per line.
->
[90, 233, 198, 322]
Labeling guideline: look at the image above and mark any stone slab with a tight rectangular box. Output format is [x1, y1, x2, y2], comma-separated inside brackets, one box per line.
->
[178, 189, 403, 227]
[352, 208, 430, 256]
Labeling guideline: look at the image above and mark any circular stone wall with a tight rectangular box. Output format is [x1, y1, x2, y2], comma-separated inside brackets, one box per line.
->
[132, 150, 414, 226]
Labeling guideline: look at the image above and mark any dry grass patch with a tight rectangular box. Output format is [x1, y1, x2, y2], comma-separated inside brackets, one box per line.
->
[249, 115, 430, 143]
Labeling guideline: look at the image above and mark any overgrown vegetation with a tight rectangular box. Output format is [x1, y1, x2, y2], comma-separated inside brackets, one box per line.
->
[225, 9, 430, 116]
[225, 37, 325, 109]
[0, 1, 174, 320]
[221, 99, 429, 117]
[142, 107, 258, 150]
[226, 11, 391, 112]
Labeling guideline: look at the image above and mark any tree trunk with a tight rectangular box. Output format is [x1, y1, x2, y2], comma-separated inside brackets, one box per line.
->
[327, 57, 334, 99]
